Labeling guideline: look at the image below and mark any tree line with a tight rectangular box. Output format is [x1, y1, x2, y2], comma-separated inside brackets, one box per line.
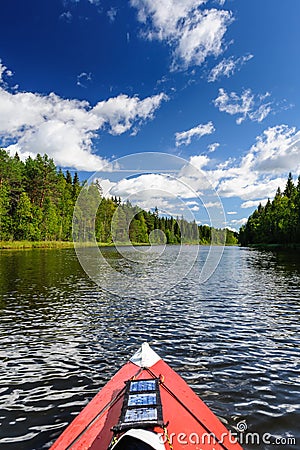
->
[0, 149, 237, 245]
[239, 173, 300, 246]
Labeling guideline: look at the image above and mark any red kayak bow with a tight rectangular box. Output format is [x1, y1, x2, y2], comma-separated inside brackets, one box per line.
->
[50, 343, 243, 450]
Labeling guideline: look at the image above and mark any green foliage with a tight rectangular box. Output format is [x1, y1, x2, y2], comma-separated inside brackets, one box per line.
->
[239, 173, 300, 245]
[0, 149, 236, 245]
[0, 182, 11, 240]
[225, 229, 239, 245]
[14, 192, 34, 240]
[25, 154, 57, 207]
[0, 149, 81, 242]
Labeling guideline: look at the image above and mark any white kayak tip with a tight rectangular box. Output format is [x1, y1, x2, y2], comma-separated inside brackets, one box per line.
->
[130, 342, 161, 368]
[111, 429, 165, 450]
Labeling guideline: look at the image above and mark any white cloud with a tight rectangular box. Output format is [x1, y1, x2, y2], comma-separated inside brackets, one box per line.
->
[208, 142, 219, 153]
[0, 60, 13, 84]
[90, 125, 300, 230]
[59, 11, 73, 22]
[96, 171, 221, 223]
[185, 124, 300, 202]
[248, 124, 300, 173]
[102, 172, 201, 218]
[95, 124, 300, 223]
[224, 127, 300, 199]
[6, 120, 106, 171]
[93, 93, 168, 135]
[204, 201, 220, 208]
[130, 0, 233, 70]
[241, 199, 269, 209]
[189, 154, 210, 170]
[175, 121, 215, 146]
[96, 178, 117, 196]
[107, 7, 117, 22]
[0, 84, 168, 170]
[208, 54, 253, 82]
[62, 0, 101, 7]
[226, 225, 238, 232]
[109, 173, 194, 200]
[185, 200, 198, 206]
[173, 8, 233, 69]
[77, 72, 92, 88]
[230, 218, 248, 226]
[213, 88, 272, 124]
[218, 175, 286, 201]
[131, 0, 206, 36]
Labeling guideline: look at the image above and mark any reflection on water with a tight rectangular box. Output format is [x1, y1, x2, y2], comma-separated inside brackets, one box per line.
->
[0, 247, 299, 449]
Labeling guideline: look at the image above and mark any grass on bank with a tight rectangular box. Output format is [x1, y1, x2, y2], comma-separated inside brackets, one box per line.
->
[0, 239, 237, 250]
[0, 241, 160, 249]
[0, 241, 75, 249]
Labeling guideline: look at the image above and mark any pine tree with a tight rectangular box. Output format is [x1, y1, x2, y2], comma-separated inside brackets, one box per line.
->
[284, 172, 296, 199]
[0, 183, 11, 240]
[239, 173, 300, 245]
[25, 154, 57, 207]
[72, 172, 81, 199]
[111, 206, 128, 242]
[14, 192, 34, 240]
[65, 170, 72, 184]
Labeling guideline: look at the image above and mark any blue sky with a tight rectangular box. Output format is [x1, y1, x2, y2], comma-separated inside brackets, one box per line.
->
[1, 0, 300, 230]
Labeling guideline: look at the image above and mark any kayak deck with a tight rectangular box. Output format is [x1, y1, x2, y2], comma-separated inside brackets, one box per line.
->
[50, 343, 243, 450]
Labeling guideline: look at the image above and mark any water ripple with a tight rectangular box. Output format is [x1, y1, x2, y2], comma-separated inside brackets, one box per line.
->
[0, 247, 299, 449]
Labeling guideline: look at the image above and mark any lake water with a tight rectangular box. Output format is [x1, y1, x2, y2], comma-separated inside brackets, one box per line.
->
[0, 246, 299, 449]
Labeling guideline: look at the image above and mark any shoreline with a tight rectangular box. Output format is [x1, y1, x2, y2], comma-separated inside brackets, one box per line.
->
[0, 241, 76, 249]
[0, 240, 235, 250]
[248, 243, 300, 250]
[0, 241, 165, 249]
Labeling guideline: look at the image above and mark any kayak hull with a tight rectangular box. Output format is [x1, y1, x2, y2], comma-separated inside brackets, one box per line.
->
[50, 344, 243, 450]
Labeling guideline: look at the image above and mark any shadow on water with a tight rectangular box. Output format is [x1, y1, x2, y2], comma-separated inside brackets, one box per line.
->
[245, 247, 300, 276]
[0, 246, 299, 449]
[0, 248, 87, 305]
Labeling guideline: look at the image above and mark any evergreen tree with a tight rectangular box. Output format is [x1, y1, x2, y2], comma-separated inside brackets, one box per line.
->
[73, 183, 101, 242]
[239, 173, 300, 246]
[72, 172, 81, 199]
[111, 206, 128, 242]
[14, 192, 34, 240]
[41, 198, 59, 240]
[0, 148, 241, 246]
[65, 170, 72, 184]
[25, 154, 57, 207]
[284, 172, 296, 199]
[0, 183, 11, 240]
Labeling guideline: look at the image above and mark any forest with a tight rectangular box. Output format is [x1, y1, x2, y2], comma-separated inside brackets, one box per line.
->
[239, 173, 300, 246]
[0, 149, 238, 246]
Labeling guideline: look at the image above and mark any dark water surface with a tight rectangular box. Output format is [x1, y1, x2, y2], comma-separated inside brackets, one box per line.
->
[0, 246, 299, 449]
